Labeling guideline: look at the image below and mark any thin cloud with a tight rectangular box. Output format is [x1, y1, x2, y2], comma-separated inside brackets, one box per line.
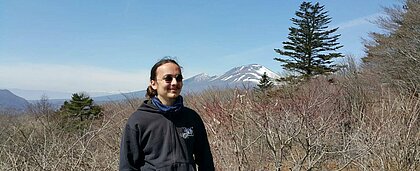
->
[334, 13, 381, 30]
[221, 14, 384, 62]
[0, 63, 149, 93]
[230, 13, 384, 66]
[219, 41, 282, 63]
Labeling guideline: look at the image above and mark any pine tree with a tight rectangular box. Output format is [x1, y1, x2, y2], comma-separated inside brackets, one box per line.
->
[256, 72, 274, 92]
[59, 93, 101, 132]
[274, 2, 343, 82]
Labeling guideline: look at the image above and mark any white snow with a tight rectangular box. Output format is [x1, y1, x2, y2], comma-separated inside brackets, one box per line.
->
[186, 64, 281, 87]
[192, 73, 211, 81]
[221, 75, 233, 81]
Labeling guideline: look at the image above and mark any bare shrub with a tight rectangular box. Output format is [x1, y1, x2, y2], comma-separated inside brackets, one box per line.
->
[186, 79, 351, 170]
[0, 98, 142, 171]
[1, 75, 418, 170]
[363, 0, 420, 95]
[186, 72, 419, 171]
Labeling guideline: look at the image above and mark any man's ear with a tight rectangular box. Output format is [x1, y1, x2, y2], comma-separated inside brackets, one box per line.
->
[151, 80, 157, 90]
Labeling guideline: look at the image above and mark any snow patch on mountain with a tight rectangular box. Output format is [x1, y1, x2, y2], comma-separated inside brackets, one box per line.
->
[194, 73, 210, 81]
[183, 64, 280, 93]
[210, 64, 280, 83]
[186, 73, 215, 82]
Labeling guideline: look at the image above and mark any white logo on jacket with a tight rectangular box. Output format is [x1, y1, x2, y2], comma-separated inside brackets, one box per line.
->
[181, 127, 194, 139]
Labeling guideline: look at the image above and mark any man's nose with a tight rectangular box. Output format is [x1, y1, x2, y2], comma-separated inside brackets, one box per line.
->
[171, 77, 180, 84]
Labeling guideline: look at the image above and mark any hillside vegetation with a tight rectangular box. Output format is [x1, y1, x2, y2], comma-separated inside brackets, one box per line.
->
[1, 69, 419, 170]
[1, 1, 419, 170]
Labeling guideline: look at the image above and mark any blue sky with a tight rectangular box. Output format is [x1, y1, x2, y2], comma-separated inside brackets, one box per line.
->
[0, 0, 399, 94]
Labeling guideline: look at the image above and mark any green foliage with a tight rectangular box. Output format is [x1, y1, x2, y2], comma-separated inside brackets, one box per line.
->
[274, 2, 343, 82]
[58, 93, 102, 133]
[255, 72, 273, 93]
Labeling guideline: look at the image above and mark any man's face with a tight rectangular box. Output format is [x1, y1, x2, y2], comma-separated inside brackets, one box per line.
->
[151, 62, 183, 105]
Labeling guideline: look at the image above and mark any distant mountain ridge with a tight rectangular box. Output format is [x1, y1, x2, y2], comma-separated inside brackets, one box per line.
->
[183, 64, 280, 92]
[0, 89, 30, 112]
[9, 89, 114, 101]
[216, 64, 280, 83]
[94, 64, 281, 100]
[7, 64, 281, 104]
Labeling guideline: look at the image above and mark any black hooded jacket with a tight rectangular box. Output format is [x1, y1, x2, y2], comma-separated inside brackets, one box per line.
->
[119, 99, 214, 171]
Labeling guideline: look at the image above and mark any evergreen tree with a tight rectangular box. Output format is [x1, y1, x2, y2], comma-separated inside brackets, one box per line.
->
[59, 93, 101, 132]
[256, 72, 274, 92]
[274, 2, 343, 82]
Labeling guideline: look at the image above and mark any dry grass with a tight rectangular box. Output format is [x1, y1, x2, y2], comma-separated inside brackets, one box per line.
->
[1, 75, 419, 171]
[0, 98, 141, 171]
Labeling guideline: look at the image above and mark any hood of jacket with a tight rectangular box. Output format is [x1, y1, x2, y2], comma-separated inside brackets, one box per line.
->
[138, 99, 161, 113]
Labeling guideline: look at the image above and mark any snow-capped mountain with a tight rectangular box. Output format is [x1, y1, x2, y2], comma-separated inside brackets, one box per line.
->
[211, 64, 280, 84]
[183, 73, 217, 84]
[20, 64, 280, 103]
[92, 64, 280, 101]
[183, 64, 280, 92]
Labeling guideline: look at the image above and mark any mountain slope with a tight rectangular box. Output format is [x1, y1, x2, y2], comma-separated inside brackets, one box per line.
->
[93, 90, 146, 102]
[9, 89, 115, 101]
[183, 64, 280, 92]
[33, 64, 281, 102]
[0, 89, 30, 112]
[212, 64, 279, 84]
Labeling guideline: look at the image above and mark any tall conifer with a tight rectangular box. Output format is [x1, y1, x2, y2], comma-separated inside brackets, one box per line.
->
[274, 2, 343, 81]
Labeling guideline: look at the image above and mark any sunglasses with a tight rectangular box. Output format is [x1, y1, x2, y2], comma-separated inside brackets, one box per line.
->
[162, 74, 183, 82]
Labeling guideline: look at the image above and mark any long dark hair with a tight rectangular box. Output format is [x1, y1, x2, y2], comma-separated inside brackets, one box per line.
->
[146, 58, 182, 99]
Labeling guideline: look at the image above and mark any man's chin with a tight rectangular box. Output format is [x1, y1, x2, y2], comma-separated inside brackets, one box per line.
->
[168, 93, 180, 98]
